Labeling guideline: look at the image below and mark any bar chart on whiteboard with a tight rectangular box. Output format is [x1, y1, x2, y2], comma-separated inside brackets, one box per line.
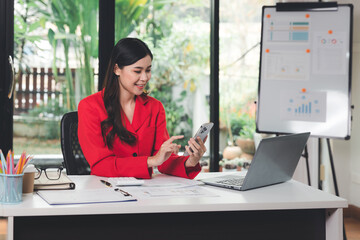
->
[281, 90, 327, 122]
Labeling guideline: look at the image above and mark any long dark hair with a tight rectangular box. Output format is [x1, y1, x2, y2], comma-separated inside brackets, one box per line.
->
[101, 38, 153, 149]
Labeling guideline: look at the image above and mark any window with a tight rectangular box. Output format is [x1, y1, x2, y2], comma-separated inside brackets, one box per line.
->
[9, 0, 276, 171]
[115, 1, 211, 152]
[219, 0, 276, 170]
[13, 0, 99, 156]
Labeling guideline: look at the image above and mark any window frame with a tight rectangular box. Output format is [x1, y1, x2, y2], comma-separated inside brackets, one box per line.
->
[2, 0, 221, 171]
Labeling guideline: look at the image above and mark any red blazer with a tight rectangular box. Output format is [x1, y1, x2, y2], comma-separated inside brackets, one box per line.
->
[78, 90, 201, 179]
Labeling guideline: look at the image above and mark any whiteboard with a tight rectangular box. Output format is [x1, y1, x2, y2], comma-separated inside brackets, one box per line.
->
[256, 4, 353, 139]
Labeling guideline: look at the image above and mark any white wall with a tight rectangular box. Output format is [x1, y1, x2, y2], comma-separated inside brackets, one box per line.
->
[332, 0, 360, 207]
[282, 0, 360, 207]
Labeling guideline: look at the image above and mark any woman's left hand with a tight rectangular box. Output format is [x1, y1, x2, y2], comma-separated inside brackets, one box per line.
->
[185, 136, 207, 167]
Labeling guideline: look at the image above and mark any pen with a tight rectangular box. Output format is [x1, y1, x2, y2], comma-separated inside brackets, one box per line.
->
[100, 179, 112, 188]
[115, 188, 132, 197]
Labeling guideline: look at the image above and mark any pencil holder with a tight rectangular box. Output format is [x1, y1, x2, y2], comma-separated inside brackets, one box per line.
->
[0, 173, 24, 204]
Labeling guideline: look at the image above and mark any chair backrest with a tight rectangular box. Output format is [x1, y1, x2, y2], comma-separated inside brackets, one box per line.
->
[60, 111, 90, 175]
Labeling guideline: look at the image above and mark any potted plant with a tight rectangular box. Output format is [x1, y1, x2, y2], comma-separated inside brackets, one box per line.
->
[219, 158, 243, 172]
[235, 114, 256, 156]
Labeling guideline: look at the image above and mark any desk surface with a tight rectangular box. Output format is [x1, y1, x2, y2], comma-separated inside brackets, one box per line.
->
[0, 172, 347, 217]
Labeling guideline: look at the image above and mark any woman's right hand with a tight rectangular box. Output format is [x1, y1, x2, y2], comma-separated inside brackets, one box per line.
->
[147, 135, 184, 168]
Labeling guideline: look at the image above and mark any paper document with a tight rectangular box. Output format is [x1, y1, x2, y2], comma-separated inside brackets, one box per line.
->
[37, 188, 137, 205]
[143, 186, 217, 197]
[122, 186, 218, 199]
[115, 174, 216, 199]
[141, 174, 204, 188]
[108, 177, 144, 186]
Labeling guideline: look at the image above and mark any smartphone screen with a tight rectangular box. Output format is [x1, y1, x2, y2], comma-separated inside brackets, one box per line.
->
[183, 122, 213, 156]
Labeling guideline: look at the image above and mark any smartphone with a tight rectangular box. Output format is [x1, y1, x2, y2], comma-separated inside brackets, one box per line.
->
[183, 122, 214, 156]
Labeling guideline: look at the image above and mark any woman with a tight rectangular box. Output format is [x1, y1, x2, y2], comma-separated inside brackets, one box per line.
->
[78, 38, 206, 179]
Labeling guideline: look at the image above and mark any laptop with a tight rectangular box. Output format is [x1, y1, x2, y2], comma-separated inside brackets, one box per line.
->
[201, 132, 310, 191]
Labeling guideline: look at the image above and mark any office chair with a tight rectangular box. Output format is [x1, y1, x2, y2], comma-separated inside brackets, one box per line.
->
[60, 111, 91, 175]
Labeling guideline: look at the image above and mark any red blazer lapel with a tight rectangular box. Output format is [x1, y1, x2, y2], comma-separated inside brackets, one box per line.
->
[131, 94, 151, 132]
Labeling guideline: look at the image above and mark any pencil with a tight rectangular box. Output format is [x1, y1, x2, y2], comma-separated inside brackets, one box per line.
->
[17, 151, 26, 174]
[6, 151, 10, 174]
[21, 156, 33, 173]
[18, 152, 26, 174]
[0, 150, 6, 174]
[12, 150, 15, 174]
[15, 152, 22, 174]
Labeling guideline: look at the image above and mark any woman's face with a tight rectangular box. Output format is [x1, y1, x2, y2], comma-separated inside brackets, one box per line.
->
[115, 55, 152, 96]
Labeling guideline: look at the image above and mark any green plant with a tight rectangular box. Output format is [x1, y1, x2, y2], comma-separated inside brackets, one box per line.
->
[142, 21, 209, 90]
[238, 114, 256, 139]
[221, 98, 256, 144]
[219, 158, 243, 169]
[41, 0, 99, 110]
[115, 0, 149, 40]
[14, 0, 47, 72]
[43, 120, 61, 140]
[149, 86, 192, 148]
[138, 13, 209, 146]
[23, 98, 68, 139]
[26, 98, 68, 119]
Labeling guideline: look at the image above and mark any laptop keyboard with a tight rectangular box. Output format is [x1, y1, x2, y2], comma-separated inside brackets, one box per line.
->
[216, 177, 245, 186]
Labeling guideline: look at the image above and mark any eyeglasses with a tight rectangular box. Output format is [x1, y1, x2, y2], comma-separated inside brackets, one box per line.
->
[35, 166, 64, 180]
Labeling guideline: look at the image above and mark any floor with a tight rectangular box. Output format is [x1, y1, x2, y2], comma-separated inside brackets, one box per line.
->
[0, 217, 359, 239]
[0, 219, 6, 240]
[345, 217, 360, 240]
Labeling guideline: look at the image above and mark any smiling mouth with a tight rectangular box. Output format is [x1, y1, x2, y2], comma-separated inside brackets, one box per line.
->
[135, 84, 146, 89]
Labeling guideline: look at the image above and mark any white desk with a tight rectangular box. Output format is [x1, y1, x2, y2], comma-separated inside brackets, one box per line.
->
[0, 173, 347, 240]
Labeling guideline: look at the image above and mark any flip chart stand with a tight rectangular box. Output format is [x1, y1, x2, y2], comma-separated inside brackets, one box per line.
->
[302, 145, 311, 186]
[325, 138, 347, 240]
[257, 3, 351, 239]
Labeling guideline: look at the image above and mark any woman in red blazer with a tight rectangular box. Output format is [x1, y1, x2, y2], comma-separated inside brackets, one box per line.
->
[78, 38, 206, 179]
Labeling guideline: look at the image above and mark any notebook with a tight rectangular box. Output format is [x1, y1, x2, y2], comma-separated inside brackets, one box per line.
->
[201, 132, 310, 191]
[34, 172, 76, 190]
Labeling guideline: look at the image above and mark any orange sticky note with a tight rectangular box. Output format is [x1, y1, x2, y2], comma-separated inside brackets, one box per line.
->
[266, 14, 271, 18]
[306, 49, 311, 53]
[328, 30, 333, 34]
[266, 49, 270, 53]
[302, 88, 307, 93]
[305, 14, 310, 18]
